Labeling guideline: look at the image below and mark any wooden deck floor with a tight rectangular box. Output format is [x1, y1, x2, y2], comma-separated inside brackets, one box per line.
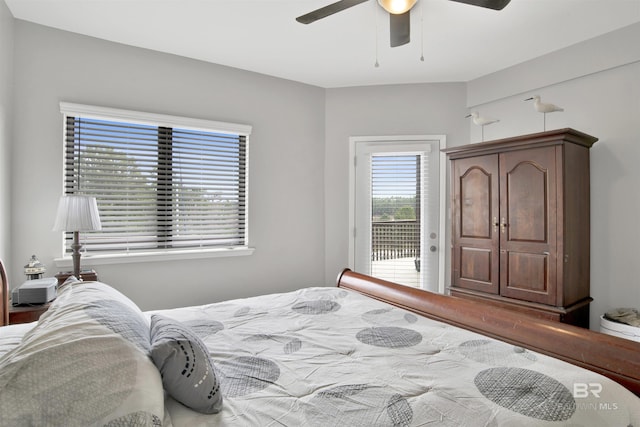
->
[371, 257, 421, 289]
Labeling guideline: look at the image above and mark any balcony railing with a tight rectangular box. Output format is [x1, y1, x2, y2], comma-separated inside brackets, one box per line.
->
[371, 220, 420, 261]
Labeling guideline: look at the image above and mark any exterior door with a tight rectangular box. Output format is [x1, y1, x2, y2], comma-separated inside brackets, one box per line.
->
[353, 139, 441, 292]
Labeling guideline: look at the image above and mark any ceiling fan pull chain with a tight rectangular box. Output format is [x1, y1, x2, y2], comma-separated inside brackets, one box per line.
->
[420, 1, 425, 62]
[374, 3, 380, 68]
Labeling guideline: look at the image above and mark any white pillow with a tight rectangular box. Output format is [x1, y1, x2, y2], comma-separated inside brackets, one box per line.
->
[0, 282, 164, 426]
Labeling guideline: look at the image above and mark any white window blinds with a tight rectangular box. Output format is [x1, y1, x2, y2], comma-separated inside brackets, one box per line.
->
[60, 103, 251, 256]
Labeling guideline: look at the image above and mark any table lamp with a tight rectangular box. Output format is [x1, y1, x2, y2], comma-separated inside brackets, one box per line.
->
[53, 195, 102, 278]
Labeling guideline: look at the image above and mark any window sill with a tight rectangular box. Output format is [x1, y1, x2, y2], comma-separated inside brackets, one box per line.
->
[54, 246, 255, 268]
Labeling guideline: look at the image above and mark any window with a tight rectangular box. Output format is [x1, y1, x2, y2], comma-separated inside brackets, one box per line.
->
[59, 103, 252, 260]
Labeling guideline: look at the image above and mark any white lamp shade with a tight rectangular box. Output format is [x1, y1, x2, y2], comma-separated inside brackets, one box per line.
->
[53, 195, 102, 232]
[378, 0, 416, 14]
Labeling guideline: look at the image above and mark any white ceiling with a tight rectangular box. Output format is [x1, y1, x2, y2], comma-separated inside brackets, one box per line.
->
[6, 0, 640, 88]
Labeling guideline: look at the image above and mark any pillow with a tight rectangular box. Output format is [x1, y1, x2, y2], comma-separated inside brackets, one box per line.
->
[150, 314, 223, 414]
[0, 282, 163, 427]
[58, 274, 80, 291]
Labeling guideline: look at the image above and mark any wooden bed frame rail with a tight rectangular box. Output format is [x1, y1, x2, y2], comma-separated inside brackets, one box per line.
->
[337, 269, 640, 396]
[0, 259, 8, 326]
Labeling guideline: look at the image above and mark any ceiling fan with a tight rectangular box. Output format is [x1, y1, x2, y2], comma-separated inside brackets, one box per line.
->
[296, 0, 511, 48]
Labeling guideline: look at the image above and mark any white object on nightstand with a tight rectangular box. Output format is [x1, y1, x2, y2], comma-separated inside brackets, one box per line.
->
[11, 278, 58, 305]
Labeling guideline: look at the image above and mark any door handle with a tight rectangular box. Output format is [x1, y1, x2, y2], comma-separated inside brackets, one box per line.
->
[500, 217, 507, 234]
[493, 217, 499, 232]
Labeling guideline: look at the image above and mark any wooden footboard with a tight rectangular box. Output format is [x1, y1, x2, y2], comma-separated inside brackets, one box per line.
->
[337, 269, 640, 396]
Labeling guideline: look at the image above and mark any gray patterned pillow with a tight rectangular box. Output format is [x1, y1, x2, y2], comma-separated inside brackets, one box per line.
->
[150, 314, 223, 414]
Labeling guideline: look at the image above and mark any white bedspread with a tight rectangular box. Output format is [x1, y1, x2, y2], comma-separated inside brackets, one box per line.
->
[0, 322, 34, 358]
[147, 287, 640, 427]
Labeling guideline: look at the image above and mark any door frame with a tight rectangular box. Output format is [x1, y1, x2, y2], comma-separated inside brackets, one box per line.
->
[348, 134, 447, 293]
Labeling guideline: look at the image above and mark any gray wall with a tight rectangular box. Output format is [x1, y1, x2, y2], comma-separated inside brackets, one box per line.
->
[464, 23, 640, 328]
[0, 1, 13, 269]
[10, 21, 326, 310]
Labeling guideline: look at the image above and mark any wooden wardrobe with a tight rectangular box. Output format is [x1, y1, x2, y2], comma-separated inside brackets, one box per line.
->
[444, 128, 597, 328]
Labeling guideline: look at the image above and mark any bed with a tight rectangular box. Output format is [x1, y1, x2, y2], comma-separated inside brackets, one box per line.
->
[0, 262, 639, 426]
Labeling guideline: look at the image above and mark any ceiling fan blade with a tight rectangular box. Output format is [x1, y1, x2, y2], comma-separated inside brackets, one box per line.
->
[390, 10, 410, 47]
[448, 0, 511, 10]
[296, 0, 369, 24]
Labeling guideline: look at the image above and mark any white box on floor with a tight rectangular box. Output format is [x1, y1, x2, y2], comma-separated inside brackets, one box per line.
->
[600, 315, 640, 342]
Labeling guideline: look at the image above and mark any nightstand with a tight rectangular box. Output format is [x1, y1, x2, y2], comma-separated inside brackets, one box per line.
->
[9, 301, 52, 324]
[55, 270, 98, 286]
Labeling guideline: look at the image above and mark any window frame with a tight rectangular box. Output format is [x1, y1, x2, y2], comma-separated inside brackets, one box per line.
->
[54, 102, 254, 268]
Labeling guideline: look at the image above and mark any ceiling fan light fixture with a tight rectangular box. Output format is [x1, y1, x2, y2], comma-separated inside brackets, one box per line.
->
[377, 0, 416, 14]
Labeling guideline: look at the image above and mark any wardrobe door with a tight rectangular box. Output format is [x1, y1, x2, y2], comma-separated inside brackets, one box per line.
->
[452, 155, 500, 294]
[499, 146, 558, 305]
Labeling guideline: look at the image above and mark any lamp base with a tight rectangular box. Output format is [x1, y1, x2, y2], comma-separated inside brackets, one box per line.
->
[71, 230, 82, 278]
